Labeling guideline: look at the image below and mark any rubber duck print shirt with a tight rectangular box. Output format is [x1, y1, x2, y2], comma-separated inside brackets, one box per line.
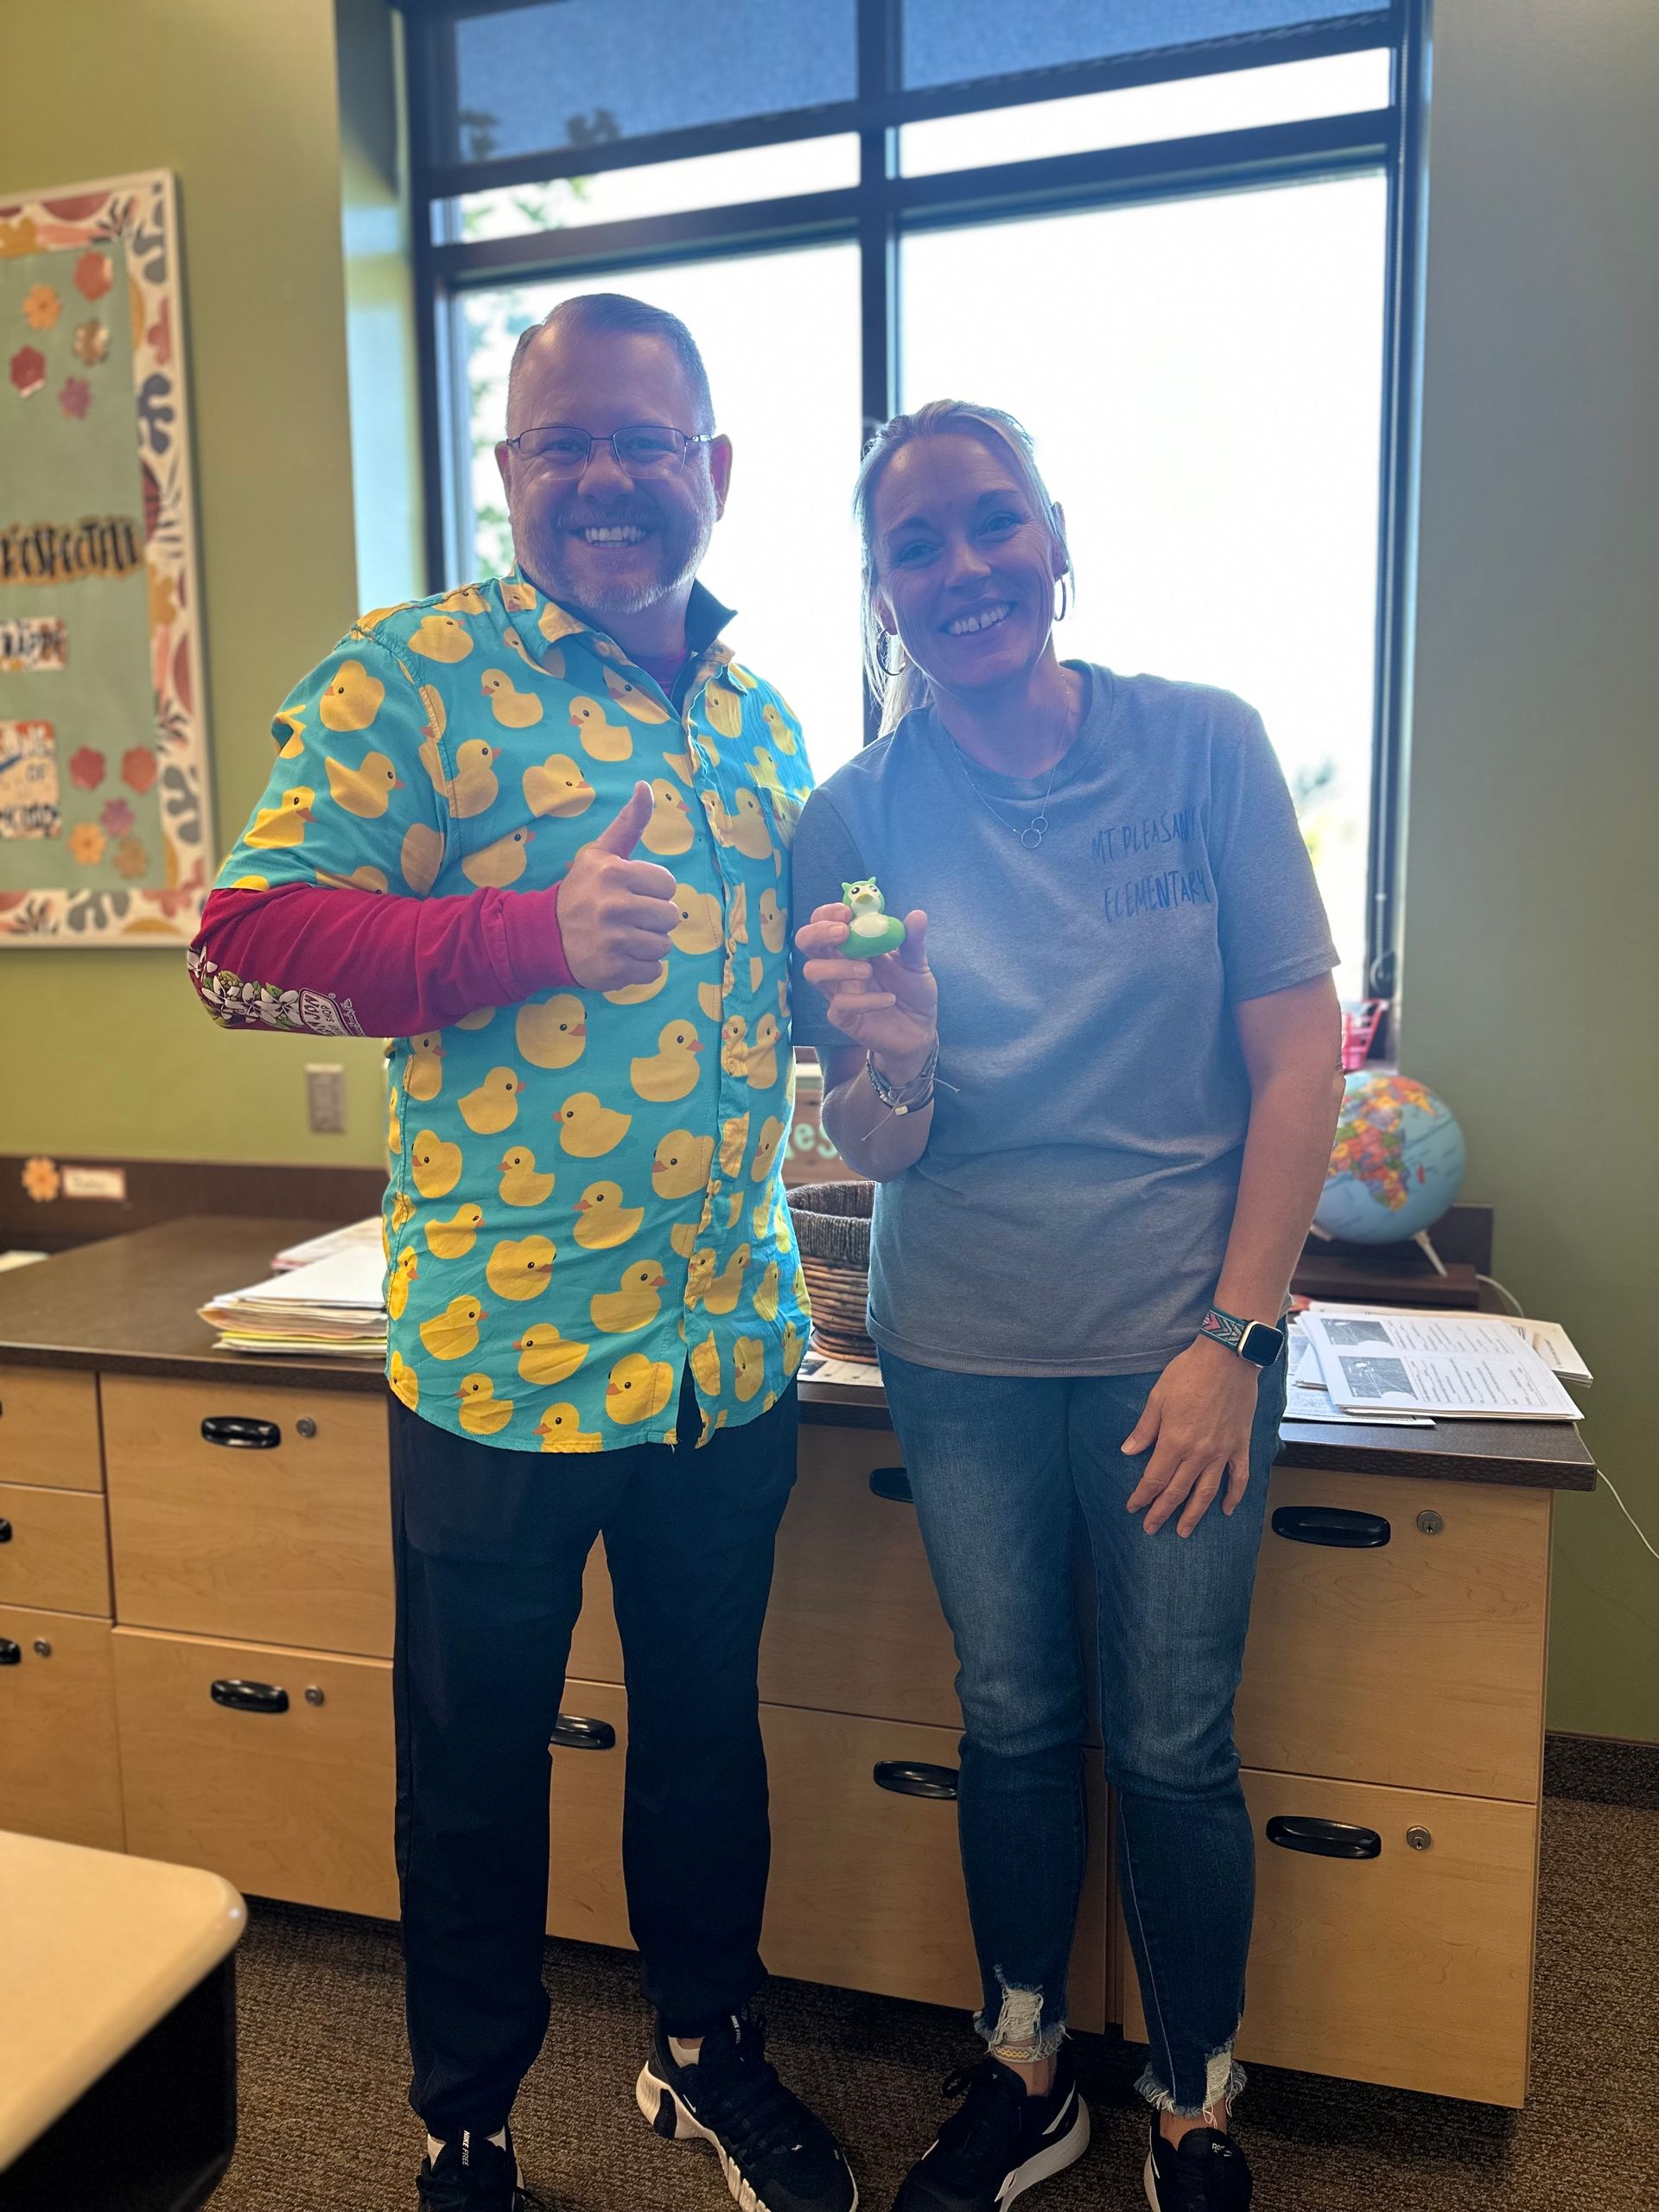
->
[208, 575, 814, 1452]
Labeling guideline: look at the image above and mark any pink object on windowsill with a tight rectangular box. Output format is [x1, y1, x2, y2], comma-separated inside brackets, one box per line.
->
[1340, 1000, 1389, 1072]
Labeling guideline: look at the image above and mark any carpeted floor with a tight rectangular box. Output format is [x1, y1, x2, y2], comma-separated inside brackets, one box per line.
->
[209, 1793, 1656, 2212]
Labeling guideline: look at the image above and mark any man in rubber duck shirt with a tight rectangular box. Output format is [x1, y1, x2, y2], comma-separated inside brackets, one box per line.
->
[190, 295, 847, 2212]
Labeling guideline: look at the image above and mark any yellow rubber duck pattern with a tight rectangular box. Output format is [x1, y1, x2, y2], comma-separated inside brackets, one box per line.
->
[215, 574, 814, 1452]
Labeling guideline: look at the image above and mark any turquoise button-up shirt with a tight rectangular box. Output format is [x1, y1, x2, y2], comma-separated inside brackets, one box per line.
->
[213, 573, 815, 1452]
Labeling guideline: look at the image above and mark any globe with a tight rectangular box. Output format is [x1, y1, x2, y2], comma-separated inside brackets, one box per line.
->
[1315, 1071, 1466, 1244]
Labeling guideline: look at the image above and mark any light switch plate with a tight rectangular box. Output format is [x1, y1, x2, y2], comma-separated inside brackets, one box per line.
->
[305, 1063, 347, 1135]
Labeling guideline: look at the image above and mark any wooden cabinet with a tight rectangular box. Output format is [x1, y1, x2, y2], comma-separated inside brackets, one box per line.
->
[100, 1376, 393, 1658]
[0, 1482, 111, 1616]
[1118, 1770, 1537, 2107]
[1236, 1469, 1550, 1801]
[111, 1625, 397, 1920]
[0, 1604, 124, 1851]
[0, 1366, 104, 1492]
[0, 1249, 1575, 2110]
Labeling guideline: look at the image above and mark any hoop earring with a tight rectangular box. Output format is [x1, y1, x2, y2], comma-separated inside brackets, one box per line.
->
[878, 630, 907, 677]
[1054, 575, 1071, 623]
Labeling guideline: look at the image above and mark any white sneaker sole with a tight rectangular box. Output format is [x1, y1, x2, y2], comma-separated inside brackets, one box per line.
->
[635, 2064, 860, 2212]
[992, 2096, 1090, 2206]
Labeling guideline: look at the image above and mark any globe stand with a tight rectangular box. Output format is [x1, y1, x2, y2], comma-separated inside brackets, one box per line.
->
[1413, 1230, 1449, 1278]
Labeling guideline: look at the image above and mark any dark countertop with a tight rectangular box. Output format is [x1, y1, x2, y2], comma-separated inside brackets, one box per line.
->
[0, 1217, 1598, 1491]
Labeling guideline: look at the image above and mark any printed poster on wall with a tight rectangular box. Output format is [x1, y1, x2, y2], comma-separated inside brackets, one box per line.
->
[0, 170, 211, 945]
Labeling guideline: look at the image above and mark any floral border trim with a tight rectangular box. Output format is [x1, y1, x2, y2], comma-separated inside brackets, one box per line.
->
[0, 170, 212, 946]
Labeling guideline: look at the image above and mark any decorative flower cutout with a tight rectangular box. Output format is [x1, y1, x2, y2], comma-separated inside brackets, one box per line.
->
[69, 746, 106, 790]
[100, 798, 136, 838]
[68, 821, 107, 866]
[8, 345, 45, 397]
[114, 834, 150, 880]
[59, 376, 91, 420]
[0, 218, 41, 259]
[121, 747, 157, 794]
[22, 1155, 60, 1204]
[72, 317, 109, 366]
[73, 250, 113, 301]
[22, 283, 60, 331]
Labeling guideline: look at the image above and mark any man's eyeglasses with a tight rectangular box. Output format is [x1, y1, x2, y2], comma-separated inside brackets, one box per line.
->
[501, 423, 717, 478]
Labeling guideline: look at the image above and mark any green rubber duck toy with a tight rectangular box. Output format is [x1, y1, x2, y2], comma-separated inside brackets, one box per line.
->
[842, 877, 907, 957]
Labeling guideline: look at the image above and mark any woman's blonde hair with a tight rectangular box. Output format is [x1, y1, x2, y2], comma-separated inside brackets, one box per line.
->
[853, 400, 1072, 734]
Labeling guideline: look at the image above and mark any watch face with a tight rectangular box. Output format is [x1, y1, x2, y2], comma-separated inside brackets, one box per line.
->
[1241, 1322, 1284, 1369]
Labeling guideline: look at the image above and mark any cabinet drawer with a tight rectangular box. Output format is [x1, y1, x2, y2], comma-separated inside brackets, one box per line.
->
[762, 1705, 1108, 2029]
[1119, 1769, 1536, 2106]
[564, 1430, 963, 1725]
[546, 1679, 632, 1948]
[111, 1627, 397, 1920]
[0, 1366, 103, 1491]
[101, 1376, 393, 1656]
[0, 1482, 110, 1615]
[1236, 1471, 1550, 1800]
[763, 1427, 960, 1726]
[0, 1604, 124, 1851]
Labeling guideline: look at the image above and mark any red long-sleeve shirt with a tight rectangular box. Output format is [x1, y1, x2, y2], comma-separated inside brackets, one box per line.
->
[188, 880, 576, 1037]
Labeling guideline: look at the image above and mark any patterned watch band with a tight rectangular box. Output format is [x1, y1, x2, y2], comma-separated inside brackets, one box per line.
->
[1199, 1306, 1255, 1353]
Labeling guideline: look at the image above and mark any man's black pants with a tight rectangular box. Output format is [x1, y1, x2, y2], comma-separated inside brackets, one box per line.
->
[390, 1373, 799, 2138]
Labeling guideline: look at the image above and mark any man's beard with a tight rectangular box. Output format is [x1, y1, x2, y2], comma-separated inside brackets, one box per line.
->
[513, 491, 713, 620]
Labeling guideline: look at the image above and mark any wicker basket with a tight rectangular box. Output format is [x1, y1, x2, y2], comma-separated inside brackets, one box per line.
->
[786, 1179, 875, 1362]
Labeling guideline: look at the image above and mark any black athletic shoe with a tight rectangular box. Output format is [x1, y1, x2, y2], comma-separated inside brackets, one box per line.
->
[416, 2125, 543, 2210]
[892, 2050, 1090, 2210]
[1143, 2120, 1252, 2209]
[636, 2010, 858, 2212]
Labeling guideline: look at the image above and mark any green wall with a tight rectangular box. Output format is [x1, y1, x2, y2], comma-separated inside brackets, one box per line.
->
[1400, 0, 1659, 1738]
[2, 2, 1653, 1737]
[0, 0, 412, 1165]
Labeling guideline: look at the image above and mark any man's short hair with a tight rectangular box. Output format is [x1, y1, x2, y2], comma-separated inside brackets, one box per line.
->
[507, 294, 715, 433]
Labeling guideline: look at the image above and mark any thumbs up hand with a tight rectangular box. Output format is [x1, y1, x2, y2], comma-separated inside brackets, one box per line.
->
[556, 780, 681, 990]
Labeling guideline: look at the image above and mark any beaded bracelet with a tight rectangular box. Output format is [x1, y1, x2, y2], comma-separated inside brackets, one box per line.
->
[866, 1041, 938, 1116]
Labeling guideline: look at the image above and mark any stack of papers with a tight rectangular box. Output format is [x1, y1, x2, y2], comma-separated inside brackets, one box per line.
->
[1295, 1306, 1583, 1422]
[200, 1243, 388, 1358]
[272, 1217, 385, 1271]
[1284, 1325, 1432, 1427]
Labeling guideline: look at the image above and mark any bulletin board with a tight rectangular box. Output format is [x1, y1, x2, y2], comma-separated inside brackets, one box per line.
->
[0, 170, 211, 945]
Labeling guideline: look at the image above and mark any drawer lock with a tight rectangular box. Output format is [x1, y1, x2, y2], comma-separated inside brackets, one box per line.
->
[1406, 1825, 1434, 1851]
[305, 1686, 327, 1707]
[1266, 1815, 1382, 1859]
[874, 1760, 958, 1801]
[1415, 1510, 1445, 1536]
[210, 1678, 289, 1714]
[32, 1639, 51, 1658]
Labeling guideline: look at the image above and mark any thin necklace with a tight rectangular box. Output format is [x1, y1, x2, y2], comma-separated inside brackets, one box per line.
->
[946, 694, 1077, 850]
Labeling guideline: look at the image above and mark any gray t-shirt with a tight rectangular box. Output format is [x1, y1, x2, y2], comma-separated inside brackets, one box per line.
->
[790, 665, 1338, 1376]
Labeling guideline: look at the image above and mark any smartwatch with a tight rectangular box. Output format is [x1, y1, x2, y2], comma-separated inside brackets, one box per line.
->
[1199, 1306, 1286, 1369]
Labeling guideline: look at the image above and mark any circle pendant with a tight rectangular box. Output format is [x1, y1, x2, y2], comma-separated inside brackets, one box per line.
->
[1020, 819, 1046, 850]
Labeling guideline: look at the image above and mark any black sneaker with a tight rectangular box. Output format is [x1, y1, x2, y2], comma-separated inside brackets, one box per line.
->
[636, 2010, 858, 2212]
[1143, 2120, 1251, 2209]
[893, 2051, 1089, 2210]
[416, 2125, 543, 2210]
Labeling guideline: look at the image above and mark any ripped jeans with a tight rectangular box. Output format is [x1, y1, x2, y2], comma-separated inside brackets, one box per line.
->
[879, 1347, 1288, 2118]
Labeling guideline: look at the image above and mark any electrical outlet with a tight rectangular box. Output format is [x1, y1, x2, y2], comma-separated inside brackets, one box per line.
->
[305, 1063, 347, 1135]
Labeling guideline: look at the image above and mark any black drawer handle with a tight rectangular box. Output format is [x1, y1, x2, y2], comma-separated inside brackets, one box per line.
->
[1267, 1815, 1382, 1859]
[868, 1467, 913, 1504]
[0, 1517, 10, 1542]
[874, 1759, 958, 1801]
[201, 1415, 282, 1450]
[1271, 1505, 1391, 1549]
[551, 1713, 617, 1751]
[0, 1638, 20, 1666]
[211, 1678, 289, 1714]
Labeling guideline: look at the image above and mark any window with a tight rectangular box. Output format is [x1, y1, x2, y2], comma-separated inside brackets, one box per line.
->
[406, 0, 1425, 996]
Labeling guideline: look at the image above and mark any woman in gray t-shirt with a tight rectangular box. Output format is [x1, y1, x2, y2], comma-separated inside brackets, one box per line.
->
[792, 402, 1343, 2212]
